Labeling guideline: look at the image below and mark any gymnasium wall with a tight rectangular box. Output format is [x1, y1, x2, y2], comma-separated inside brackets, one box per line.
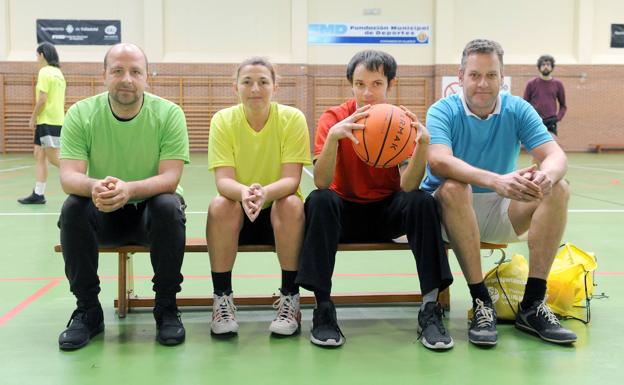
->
[1, 0, 623, 152]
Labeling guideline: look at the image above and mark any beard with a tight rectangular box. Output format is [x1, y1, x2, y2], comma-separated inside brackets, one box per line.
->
[110, 89, 141, 106]
[540, 68, 552, 77]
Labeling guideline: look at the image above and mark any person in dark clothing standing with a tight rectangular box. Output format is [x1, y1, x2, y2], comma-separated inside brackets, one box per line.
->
[524, 55, 567, 137]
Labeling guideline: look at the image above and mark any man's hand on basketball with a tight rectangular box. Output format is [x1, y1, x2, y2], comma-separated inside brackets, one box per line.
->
[241, 183, 266, 222]
[93, 176, 132, 212]
[493, 164, 543, 202]
[329, 104, 370, 144]
[400, 106, 430, 145]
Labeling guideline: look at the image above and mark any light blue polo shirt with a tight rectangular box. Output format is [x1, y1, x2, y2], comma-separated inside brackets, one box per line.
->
[421, 92, 552, 193]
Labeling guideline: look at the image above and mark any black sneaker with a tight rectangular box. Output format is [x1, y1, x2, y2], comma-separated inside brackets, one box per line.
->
[311, 301, 345, 347]
[515, 300, 577, 344]
[418, 302, 453, 350]
[154, 306, 186, 346]
[468, 298, 497, 346]
[58, 306, 104, 350]
[18, 190, 46, 204]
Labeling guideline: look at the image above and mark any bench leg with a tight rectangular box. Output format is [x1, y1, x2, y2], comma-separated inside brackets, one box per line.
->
[117, 252, 128, 318]
[127, 252, 135, 302]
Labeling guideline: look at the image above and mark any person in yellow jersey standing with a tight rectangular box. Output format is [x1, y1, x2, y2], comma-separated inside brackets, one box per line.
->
[18, 42, 66, 204]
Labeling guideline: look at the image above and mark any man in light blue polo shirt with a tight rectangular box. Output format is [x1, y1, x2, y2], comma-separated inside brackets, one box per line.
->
[422, 39, 576, 346]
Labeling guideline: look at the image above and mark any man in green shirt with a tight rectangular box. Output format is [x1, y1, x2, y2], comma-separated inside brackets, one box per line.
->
[57, 43, 190, 350]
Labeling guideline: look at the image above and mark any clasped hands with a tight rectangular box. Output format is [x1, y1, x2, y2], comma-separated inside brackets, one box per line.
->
[241, 183, 266, 222]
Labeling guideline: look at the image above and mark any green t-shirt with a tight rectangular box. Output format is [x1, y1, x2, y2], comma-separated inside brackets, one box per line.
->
[61, 92, 190, 198]
[36, 65, 66, 125]
[208, 102, 311, 206]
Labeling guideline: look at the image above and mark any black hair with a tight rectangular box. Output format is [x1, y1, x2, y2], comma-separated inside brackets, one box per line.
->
[36, 42, 60, 67]
[346, 50, 397, 84]
[537, 54, 555, 69]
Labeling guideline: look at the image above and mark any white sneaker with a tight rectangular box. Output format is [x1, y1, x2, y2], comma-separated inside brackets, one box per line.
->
[269, 292, 301, 336]
[211, 293, 239, 335]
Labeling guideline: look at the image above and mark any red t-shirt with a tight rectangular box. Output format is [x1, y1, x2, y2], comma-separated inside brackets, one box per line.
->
[314, 99, 400, 203]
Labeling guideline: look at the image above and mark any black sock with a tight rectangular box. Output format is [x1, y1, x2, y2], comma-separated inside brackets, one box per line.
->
[314, 290, 331, 305]
[154, 295, 177, 310]
[211, 271, 232, 295]
[468, 281, 491, 307]
[520, 277, 547, 309]
[76, 297, 101, 310]
[280, 270, 299, 295]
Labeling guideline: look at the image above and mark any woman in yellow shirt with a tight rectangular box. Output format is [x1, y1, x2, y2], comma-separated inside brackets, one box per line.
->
[18, 42, 66, 204]
[207, 57, 311, 337]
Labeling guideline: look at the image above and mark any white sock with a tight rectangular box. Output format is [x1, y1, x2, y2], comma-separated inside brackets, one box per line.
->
[422, 288, 439, 306]
[34, 182, 46, 195]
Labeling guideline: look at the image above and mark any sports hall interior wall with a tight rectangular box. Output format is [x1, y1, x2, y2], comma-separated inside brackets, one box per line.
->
[1, 61, 622, 153]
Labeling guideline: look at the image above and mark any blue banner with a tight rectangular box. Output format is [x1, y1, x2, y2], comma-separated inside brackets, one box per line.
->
[308, 23, 430, 45]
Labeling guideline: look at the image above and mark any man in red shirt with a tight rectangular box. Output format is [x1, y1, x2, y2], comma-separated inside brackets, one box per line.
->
[523, 54, 567, 138]
[295, 50, 453, 350]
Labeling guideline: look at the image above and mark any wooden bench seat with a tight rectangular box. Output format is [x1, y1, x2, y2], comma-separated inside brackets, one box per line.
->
[54, 238, 506, 318]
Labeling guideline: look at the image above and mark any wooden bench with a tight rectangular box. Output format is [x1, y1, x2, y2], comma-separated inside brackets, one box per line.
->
[589, 143, 624, 153]
[54, 238, 506, 318]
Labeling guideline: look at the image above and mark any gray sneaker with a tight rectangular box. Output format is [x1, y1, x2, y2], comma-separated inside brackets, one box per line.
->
[515, 300, 577, 344]
[468, 298, 497, 346]
[417, 302, 453, 350]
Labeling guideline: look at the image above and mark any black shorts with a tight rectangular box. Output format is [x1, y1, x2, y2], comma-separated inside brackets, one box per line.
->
[238, 206, 275, 245]
[542, 117, 558, 136]
[34, 124, 62, 147]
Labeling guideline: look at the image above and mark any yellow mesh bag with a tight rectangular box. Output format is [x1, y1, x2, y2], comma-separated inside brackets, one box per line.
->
[546, 243, 597, 323]
[467, 244, 598, 323]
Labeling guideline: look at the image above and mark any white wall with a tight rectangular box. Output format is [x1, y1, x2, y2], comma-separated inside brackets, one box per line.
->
[1, 0, 624, 64]
[592, 0, 624, 63]
[162, 0, 295, 62]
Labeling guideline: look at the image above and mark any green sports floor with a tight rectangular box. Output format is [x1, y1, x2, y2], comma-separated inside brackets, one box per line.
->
[0, 152, 622, 385]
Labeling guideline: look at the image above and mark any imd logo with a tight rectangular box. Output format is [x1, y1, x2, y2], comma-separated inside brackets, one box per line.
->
[308, 24, 348, 35]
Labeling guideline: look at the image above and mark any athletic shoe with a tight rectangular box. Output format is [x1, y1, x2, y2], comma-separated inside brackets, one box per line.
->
[310, 300, 344, 347]
[269, 292, 301, 336]
[18, 190, 46, 204]
[58, 306, 104, 350]
[417, 302, 454, 350]
[211, 292, 239, 335]
[468, 298, 498, 346]
[515, 299, 577, 344]
[154, 306, 185, 346]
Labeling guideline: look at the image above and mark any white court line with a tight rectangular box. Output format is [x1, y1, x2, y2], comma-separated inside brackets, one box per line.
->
[0, 165, 31, 173]
[568, 165, 624, 174]
[1, 209, 623, 216]
[0, 157, 26, 162]
[303, 167, 314, 179]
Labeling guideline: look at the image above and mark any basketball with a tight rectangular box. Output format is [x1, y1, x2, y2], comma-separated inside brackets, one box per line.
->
[352, 103, 415, 168]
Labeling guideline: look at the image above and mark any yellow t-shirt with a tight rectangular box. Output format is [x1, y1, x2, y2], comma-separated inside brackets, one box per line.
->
[208, 102, 312, 207]
[36, 65, 66, 125]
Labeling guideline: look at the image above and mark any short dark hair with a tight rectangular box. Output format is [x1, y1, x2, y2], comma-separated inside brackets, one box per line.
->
[235, 57, 277, 83]
[537, 54, 555, 69]
[36, 42, 60, 67]
[103, 43, 149, 72]
[346, 50, 397, 84]
[460, 39, 504, 71]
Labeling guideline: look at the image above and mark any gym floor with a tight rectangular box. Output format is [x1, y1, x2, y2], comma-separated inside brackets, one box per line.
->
[0, 152, 622, 385]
